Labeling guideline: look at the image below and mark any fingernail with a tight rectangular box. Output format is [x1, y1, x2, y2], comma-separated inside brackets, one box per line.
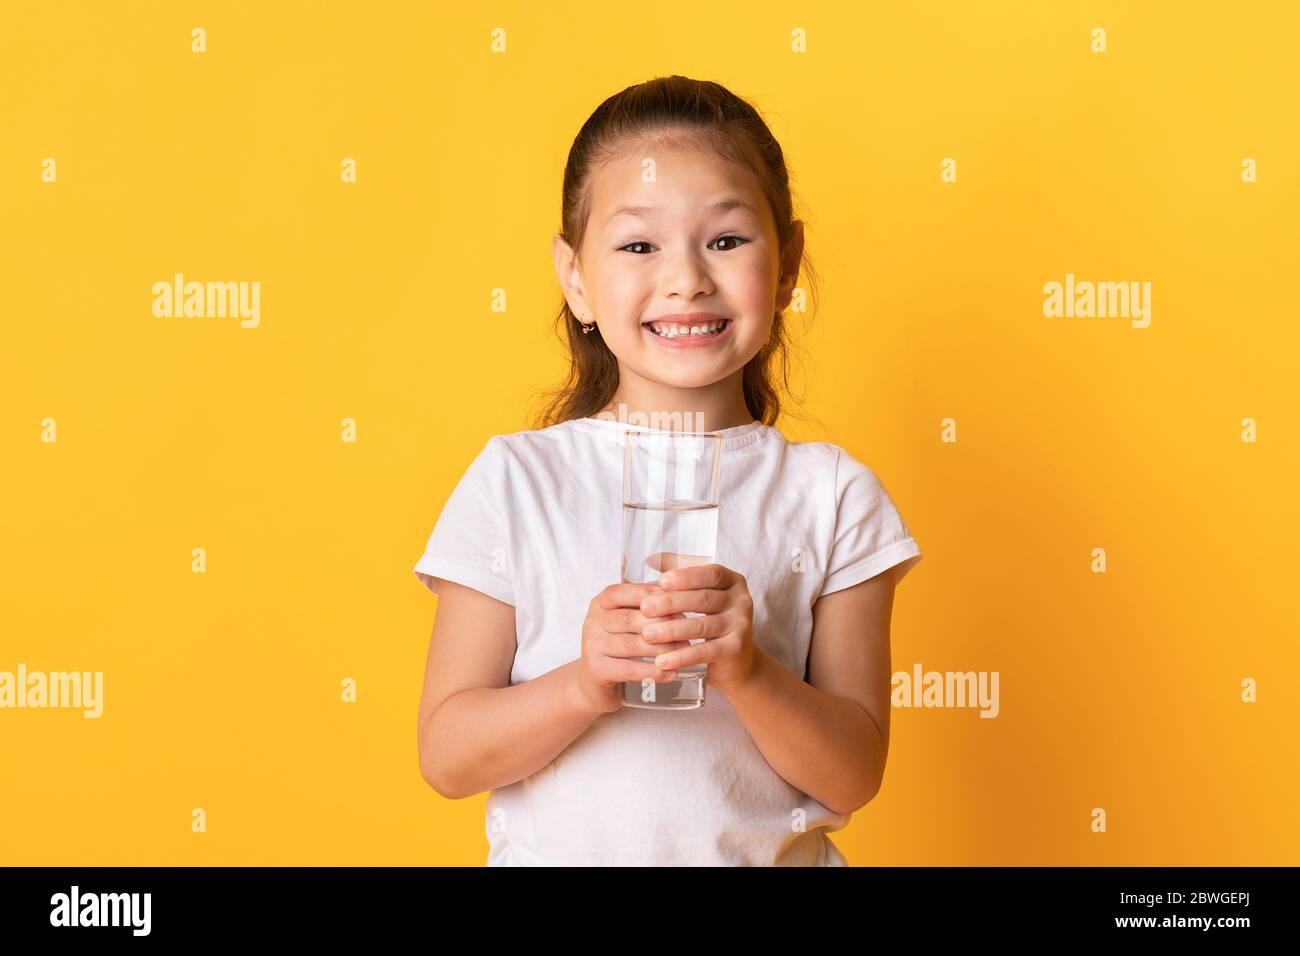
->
[644, 625, 660, 638]
[655, 654, 672, 668]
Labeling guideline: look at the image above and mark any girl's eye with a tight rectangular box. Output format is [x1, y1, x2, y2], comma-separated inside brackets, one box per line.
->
[618, 235, 750, 254]
[710, 235, 749, 252]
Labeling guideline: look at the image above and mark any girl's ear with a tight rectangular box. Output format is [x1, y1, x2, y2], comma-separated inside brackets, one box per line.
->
[776, 220, 806, 310]
[552, 233, 592, 318]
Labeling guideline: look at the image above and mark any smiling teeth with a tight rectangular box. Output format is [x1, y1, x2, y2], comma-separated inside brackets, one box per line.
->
[649, 320, 726, 337]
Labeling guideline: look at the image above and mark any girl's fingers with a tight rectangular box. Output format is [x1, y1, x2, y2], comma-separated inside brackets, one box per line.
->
[652, 647, 689, 671]
[617, 659, 680, 683]
[641, 587, 727, 617]
[600, 633, 692, 660]
[653, 638, 717, 672]
[595, 581, 660, 610]
[642, 612, 724, 644]
[602, 607, 686, 635]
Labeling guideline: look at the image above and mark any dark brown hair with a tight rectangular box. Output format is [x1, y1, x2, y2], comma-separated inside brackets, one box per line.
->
[528, 75, 820, 431]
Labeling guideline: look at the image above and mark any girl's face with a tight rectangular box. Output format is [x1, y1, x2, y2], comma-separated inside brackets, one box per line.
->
[554, 138, 802, 395]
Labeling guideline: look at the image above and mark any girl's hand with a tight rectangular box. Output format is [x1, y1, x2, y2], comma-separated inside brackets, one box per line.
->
[573, 581, 692, 715]
[638, 563, 756, 694]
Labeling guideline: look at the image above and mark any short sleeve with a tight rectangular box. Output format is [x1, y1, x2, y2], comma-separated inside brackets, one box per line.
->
[412, 438, 515, 606]
[819, 447, 922, 597]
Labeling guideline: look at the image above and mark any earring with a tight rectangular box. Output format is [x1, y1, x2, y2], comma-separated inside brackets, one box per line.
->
[578, 314, 595, 334]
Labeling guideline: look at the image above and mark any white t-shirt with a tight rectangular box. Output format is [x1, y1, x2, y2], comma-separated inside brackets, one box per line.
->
[413, 415, 922, 866]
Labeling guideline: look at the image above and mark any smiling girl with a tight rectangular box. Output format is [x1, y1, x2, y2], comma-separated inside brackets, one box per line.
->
[414, 75, 922, 866]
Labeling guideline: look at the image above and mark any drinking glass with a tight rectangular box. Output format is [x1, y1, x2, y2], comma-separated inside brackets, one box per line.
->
[620, 428, 723, 710]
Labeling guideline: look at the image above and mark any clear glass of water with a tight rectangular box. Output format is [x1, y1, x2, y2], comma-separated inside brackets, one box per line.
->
[620, 428, 723, 710]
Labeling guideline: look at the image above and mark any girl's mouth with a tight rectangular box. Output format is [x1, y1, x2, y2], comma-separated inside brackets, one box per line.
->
[641, 317, 732, 349]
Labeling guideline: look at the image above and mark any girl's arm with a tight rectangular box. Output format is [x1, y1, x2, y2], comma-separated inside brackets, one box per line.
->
[720, 565, 904, 816]
[417, 579, 598, 799]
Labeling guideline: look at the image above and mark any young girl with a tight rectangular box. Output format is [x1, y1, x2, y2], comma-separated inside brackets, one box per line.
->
[413, 76, 922, 866]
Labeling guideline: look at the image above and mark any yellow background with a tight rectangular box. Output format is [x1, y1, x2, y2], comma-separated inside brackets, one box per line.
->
[2, 0, 1296, 865]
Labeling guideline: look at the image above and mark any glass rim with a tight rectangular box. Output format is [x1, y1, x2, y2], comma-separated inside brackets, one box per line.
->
[623, 428, 723, 442]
